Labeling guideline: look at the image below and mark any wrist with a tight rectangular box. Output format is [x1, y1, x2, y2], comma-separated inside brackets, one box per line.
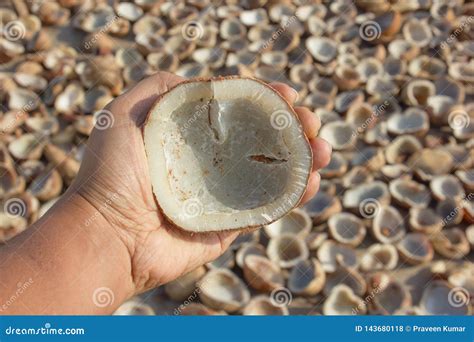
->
[0, 189, 136, 314]
[58, 189, 136, 310]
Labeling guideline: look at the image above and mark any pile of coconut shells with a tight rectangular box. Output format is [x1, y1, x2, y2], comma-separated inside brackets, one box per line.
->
[1, 0, 473, 315]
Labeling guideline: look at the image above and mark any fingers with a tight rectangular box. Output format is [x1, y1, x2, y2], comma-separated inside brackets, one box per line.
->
[299, 172, 321, 205]
[120, 71, 185, 108]
[269, 82, 331, 206]
[269, 83, 324, 148]
[310, 137, 332, 170]
[217, 231, 240, 251]
[294, 106, 321, 140]
[269, 82, 298, 105]
[107, 72, 186, 125]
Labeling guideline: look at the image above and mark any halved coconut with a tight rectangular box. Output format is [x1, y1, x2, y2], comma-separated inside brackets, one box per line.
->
[419, 281, 471, 315]
[178, 303, 226, 316]
[319, 152, 348, 178]
[263, 208, 312, 238]
[368, 273, 412, 315]
[323, 284, 366, 315]
[304, 191, 342, 224]
[114, 299, 155, 316]
[431, 228, 470, 259]
[372, 206, 406, 244]
[144, 77, 312, 232]
[243, 255, 284, 292]
[397, 233, 434, 265]
[242, 295, 288, 316]
[324, 264, 366, 297]
[436, 198, 463, 226]
[389, 178, 431, 209]
[198, 268, 250, 312]
[164, 266, 206, 301]
[267, 234, 309, 269]
[386, 108, 429, 136]
[288, 259, 326, 296]
[235, 242, 265, 268]
[408, 207, 443, 234]
[342, 166, 373, 188]
[449, 269, 474, 299]
[430, 175, 465, 202]
[328, 212, 366, 247]
[317, 240, 358, 273]
[360, 243, 398, 272]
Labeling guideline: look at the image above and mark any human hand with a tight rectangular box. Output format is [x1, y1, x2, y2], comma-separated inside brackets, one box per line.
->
[72, 72, 332, 295]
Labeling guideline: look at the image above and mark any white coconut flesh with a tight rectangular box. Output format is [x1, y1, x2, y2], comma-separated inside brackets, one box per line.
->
[144, 78, 312, 232]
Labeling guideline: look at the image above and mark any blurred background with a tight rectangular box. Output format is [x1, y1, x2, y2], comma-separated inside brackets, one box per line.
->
[0, 0, 473, 315]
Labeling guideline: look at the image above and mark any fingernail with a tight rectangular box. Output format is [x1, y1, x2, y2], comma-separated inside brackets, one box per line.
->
[291, 88, 299, 102]
[315, 172, 321, 182]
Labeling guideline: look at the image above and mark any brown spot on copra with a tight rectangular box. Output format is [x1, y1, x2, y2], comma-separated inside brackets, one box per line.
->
[248, 154, 288, 164]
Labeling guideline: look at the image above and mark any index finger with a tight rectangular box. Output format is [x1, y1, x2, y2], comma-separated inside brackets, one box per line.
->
[268, 82, 298, 105]
[106, 72, 186, 126]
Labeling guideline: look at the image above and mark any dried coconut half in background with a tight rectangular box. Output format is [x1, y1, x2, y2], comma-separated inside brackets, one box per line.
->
[144, 77, 312, 233]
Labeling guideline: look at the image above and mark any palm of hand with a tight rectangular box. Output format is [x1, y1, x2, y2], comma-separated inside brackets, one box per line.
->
[71, 72, 330, 293]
